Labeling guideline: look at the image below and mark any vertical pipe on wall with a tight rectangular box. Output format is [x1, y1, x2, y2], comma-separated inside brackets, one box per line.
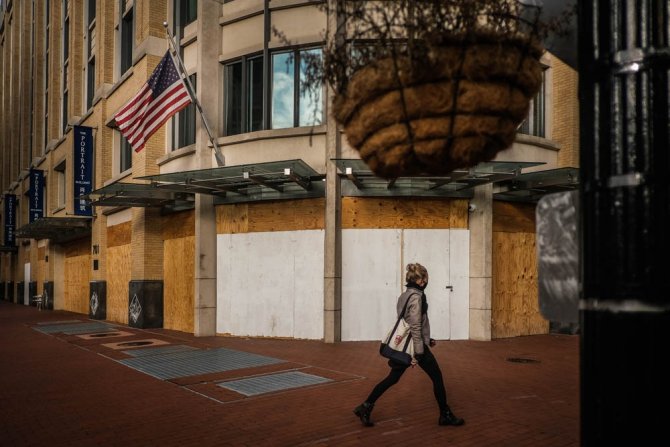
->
[578, 1, 670, 444]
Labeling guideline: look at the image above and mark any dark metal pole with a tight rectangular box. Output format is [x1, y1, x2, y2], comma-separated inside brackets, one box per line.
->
[578, 1, 670, 444]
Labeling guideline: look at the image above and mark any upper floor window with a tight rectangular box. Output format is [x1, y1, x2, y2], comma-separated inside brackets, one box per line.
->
[120, 0, 134, 75]
[174, 0, 197, 38]
[173, 74, 197, 149]
[272, 48, 323, 129]
[519, 69, 546, 138]
[54, 160, 66, 209]
[119, 131, 132, 173]
[85, 0, 96, 110]
[61, 0, 69, 134]
[223, 48, 323, 136]
[44, 0, 50, 149]
[224, 55, 263, 136]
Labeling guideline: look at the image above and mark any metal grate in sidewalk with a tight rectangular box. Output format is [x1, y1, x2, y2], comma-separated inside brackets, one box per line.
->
[118, 347, 285, 380]
[34, 322, 118, 335]
[217, 371, 332, 396]
[122, 345, 198, 357]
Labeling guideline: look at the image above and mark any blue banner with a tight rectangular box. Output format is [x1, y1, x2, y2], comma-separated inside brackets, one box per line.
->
[73, 125, 94, 216]
[4, 194, 16, 246]
[29, 169, 45, 223]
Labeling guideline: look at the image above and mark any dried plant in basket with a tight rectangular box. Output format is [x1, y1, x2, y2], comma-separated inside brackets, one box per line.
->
[290, 0, 574, 178]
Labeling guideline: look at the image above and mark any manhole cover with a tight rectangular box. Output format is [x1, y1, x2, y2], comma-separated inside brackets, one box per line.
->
[507, 357, 540, 364]
[118, 341, 155, 347]
[89, 332, 122, 338]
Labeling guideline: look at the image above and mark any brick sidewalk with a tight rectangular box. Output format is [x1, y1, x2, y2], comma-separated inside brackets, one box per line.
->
[0, 301, 579, 447]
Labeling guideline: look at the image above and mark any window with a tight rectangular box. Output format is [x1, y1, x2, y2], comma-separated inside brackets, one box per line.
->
[30, 0, 35, 159]
[173, 74, 196, 149]
[85, 0, 95, 110]
[54, 161, 66, 208]
[61, 0, 69, 133]
[120, 133, 132, 172]
[224, 55, 263, 135]
[174, 0, 197, 38]
[271, 48, 322, 129]
[44, 0, 49, 149]
[519, 69, 546, 138]
[120, 1, 133, 75]
[223, 48, 323, 136]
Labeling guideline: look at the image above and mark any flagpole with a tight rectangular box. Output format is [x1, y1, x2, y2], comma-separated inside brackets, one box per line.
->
[163, 22, 225, 167]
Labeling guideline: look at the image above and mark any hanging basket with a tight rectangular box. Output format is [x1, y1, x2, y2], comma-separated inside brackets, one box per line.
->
[333, 34, 545, 178]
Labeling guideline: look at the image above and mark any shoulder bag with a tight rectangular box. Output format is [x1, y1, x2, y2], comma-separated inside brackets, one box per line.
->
[379, 293, 415, 366]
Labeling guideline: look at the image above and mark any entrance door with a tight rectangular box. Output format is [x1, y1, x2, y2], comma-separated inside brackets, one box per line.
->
[342, 228, 469, 341]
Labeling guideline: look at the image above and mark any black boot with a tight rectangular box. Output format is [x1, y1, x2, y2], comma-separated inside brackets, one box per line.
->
[439, 407, 465, 426]
[353, 402, 374, 427]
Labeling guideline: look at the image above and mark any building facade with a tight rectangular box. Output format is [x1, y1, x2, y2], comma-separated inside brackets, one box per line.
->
[0, 0, 579, 342]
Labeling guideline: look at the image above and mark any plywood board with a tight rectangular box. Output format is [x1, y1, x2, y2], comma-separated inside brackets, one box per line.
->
[217, 199, 325, 234]
[107, 244, 131, 325]
[341, 229, 402, 341]
[492, 231, 548, 338]
[449, 229, 471, 340]
[64, 254, 90, 315]
[217, 230, 324, 338]
[65, 237, 91, 258]
[493, 201, 536, 233]
[163, 236, 194, 333]
[403, 229, 451, 340]
[342, 198, 468, 229]
[162, 210, 195, 240]
[107, 222, 131, 248]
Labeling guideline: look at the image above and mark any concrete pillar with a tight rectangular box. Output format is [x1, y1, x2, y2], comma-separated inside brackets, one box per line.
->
[323, 0, 343, 343]
[192, 0, 220, 336]
[469, 184, 493, 341]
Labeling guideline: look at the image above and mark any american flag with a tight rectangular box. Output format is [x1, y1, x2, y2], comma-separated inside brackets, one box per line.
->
[114, 51, 192, 152]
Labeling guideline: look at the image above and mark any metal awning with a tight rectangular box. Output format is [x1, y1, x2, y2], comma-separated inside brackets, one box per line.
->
[83, 182, 195, 211]
[493, 167, 580, 202]
[334, 159, 545, 197]
[15, 217, 92, 244]
[138, 159, 325, 205]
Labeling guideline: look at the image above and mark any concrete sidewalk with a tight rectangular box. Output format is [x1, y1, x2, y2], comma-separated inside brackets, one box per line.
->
[0, 301, 579, 446]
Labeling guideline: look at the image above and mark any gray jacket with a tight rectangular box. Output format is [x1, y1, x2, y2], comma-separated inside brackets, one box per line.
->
[397, 286, 431, 355]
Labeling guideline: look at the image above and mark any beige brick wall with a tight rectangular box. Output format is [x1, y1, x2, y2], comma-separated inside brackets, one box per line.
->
[552, 56, 580, 168]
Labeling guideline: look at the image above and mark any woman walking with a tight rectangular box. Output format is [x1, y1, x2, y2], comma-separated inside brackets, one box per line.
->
[353, 263, 465, 427]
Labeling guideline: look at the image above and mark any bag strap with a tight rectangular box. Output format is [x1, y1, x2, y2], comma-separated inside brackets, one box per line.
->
[384, 293, 414, 344]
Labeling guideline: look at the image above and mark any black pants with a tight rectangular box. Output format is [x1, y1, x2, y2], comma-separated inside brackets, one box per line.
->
[366, 345, 448, 411]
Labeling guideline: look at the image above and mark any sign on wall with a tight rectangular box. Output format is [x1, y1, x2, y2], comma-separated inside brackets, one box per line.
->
[73, 125, 94, 216]
[29, 170, 44, 223]
[4, 194, 16, 246]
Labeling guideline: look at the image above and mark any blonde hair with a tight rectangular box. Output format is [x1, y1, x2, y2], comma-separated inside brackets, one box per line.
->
[405, 263, 428, 284]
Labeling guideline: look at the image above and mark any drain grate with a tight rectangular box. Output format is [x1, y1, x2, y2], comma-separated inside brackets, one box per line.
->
[118, 347, 285, 380]
[123, 345, 198, 358]
[102, 339, 169, 351]
[507, 357, 541, 364]
[217, 371, 332, 396]
[36, 320, 81, 325]
[77, 331, 133, 340]
[34, 322, 117, 335]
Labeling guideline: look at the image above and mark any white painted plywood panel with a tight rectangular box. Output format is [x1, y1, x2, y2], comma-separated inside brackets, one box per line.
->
[217, 230, 324, 339]
[342, 230, 401, 341]
[403, 230, 451, 339]
[450, 229, 470, 340]
[292, 231, 325, 339]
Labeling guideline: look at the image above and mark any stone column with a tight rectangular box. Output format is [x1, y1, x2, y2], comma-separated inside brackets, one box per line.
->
[323, 0, 343, 343]
[469, 184, 493, 341]
[192, 0, 220, 336]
